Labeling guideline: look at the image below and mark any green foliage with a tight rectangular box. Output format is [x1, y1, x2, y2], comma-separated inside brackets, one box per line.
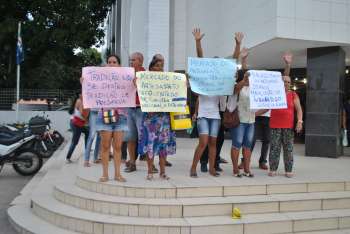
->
[77, 48, 103, 67]
[0, 0, 113, 89]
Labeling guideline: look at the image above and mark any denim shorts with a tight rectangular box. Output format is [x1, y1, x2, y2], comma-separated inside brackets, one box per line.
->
[125, 107, 143, 141]
[197, 117, 221, 137]
[96, 114, 128, 132]
[230, 123, 255, 149]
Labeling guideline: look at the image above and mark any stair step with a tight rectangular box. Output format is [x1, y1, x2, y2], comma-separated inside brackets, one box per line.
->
[31, 191, 350, 234]
[54, 181, 350, 218]
[76, 170, 350, 198]
[8, 204, 79, 234]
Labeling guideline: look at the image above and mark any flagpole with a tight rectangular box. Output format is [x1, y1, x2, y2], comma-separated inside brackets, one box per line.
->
[16, 22, 21, 123]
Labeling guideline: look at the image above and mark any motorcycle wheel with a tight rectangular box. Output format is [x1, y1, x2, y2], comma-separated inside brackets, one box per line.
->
[52, 131, 64, 148]
[38, 144, 54, 158]
[12, 150, 43, 176]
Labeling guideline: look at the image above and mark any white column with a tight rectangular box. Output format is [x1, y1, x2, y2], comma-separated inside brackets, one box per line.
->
[147, 0, 170, 70]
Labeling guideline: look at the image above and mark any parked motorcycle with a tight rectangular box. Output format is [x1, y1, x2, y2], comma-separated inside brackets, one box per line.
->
[28, 115, 64, 158]
[0, 126, 43, 176]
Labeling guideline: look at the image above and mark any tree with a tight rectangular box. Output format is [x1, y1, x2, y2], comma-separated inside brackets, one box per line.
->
[0, 0, 114, 89]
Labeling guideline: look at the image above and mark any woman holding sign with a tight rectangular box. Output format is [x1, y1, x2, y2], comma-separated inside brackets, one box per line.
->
[230, 72, 259, 177]
[137, 56, 176, 180]
[189, 28, 221, 178]
[95, 54, 128, 183]
[268, 75, 303, 178]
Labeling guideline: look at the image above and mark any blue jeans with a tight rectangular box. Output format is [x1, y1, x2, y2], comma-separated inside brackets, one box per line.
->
[126, 107, 143, 141]
[84, 111, 101, 161]
[197, 118, 221, 137]
[66, 120, 89, 160]
[230, 123, 255, 149]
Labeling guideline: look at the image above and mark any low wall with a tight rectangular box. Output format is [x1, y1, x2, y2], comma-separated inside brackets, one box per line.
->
[0, 111, 71, 137]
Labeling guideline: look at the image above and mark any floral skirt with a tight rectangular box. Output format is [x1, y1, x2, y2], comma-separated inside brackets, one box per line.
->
[138, 112, 176, 158]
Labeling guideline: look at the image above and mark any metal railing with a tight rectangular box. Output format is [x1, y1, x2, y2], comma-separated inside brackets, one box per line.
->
[0, 88, 76, 110]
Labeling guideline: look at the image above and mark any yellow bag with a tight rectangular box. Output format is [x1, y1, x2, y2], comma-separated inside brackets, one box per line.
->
[170, 105, 192, 130]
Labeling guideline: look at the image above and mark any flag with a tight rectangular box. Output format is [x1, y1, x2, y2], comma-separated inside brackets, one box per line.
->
[16, 37, 24, 65]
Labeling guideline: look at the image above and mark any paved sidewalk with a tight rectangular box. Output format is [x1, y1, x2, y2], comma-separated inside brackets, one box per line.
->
[0, 165, 32, 234]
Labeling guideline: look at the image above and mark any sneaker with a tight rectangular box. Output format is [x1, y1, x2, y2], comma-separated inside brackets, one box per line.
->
[200, 164, 208, 172]
[259, 163, 268, 170]
[66, 159, 73, 164]
[124, 163, 136, 173]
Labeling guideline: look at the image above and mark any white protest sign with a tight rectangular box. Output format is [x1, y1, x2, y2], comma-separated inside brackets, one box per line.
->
[249, 70, 287, 109]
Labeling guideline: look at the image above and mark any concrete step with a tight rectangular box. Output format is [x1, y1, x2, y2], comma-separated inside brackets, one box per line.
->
[76, 172, 350, 198]
[7, 204, 79, 234]
[31, 191, 350, 234]
[54, 181, 350, 218]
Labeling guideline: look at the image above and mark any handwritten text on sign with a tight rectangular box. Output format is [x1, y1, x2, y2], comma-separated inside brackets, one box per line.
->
[188, 57, 236, 95]
[249, 70, 287, 109]
[82, 67, 136, 108]
[136, 71, 187, 112]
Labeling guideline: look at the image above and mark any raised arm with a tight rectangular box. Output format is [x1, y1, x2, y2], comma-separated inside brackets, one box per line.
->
[283, 52, 293, 76]
[192, 28, 205, 58]
[240, 47, 249, 70]
[294, 95, 303, 133]
[234, 72, 249, 94]
[233, 32, 243, 59]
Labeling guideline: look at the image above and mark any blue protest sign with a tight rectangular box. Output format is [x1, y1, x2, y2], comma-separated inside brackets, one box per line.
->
[188, 57, 236, 95]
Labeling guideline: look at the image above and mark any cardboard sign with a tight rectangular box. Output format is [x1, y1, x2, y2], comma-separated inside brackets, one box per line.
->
[82, 66, 136, 108]
[136, 71, 187, 112]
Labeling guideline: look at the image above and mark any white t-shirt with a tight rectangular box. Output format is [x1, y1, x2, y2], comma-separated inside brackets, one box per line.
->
[198, 95, 220, 119]
[220, 95, 238, 112]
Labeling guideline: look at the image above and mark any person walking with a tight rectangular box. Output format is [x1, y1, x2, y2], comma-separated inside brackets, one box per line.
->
[66, 92, 89, 163]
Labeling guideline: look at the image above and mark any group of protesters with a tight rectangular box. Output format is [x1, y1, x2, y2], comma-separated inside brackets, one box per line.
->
[66, 28, 303, 182]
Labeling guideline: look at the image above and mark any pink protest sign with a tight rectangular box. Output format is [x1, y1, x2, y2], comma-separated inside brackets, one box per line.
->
[82, 66, 136, 108]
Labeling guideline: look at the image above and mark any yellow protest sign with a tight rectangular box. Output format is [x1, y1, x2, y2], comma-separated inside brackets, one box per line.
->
[136, 71, 187, 112]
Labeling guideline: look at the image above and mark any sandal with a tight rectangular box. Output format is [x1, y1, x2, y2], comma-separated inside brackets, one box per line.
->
[160, 173, 170, 180]
[243, 172, 254, 178]
[285, 172, 294, 178]
[190, 171, 198, 178]
[99, 176, 109, 182]
[209, 171, 220, 177]
[233, 173, 242, 178]
[146, 174, 153, 181]
[268, 171, 277, 177]
[83, 161, 91, 167]
[114, 175, 126, 182]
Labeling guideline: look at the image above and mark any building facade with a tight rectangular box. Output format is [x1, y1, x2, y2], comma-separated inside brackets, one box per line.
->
[106, 0, 350, 157]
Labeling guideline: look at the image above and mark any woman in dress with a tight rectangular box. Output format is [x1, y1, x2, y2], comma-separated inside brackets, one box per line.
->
[138, 56, 176, 180]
